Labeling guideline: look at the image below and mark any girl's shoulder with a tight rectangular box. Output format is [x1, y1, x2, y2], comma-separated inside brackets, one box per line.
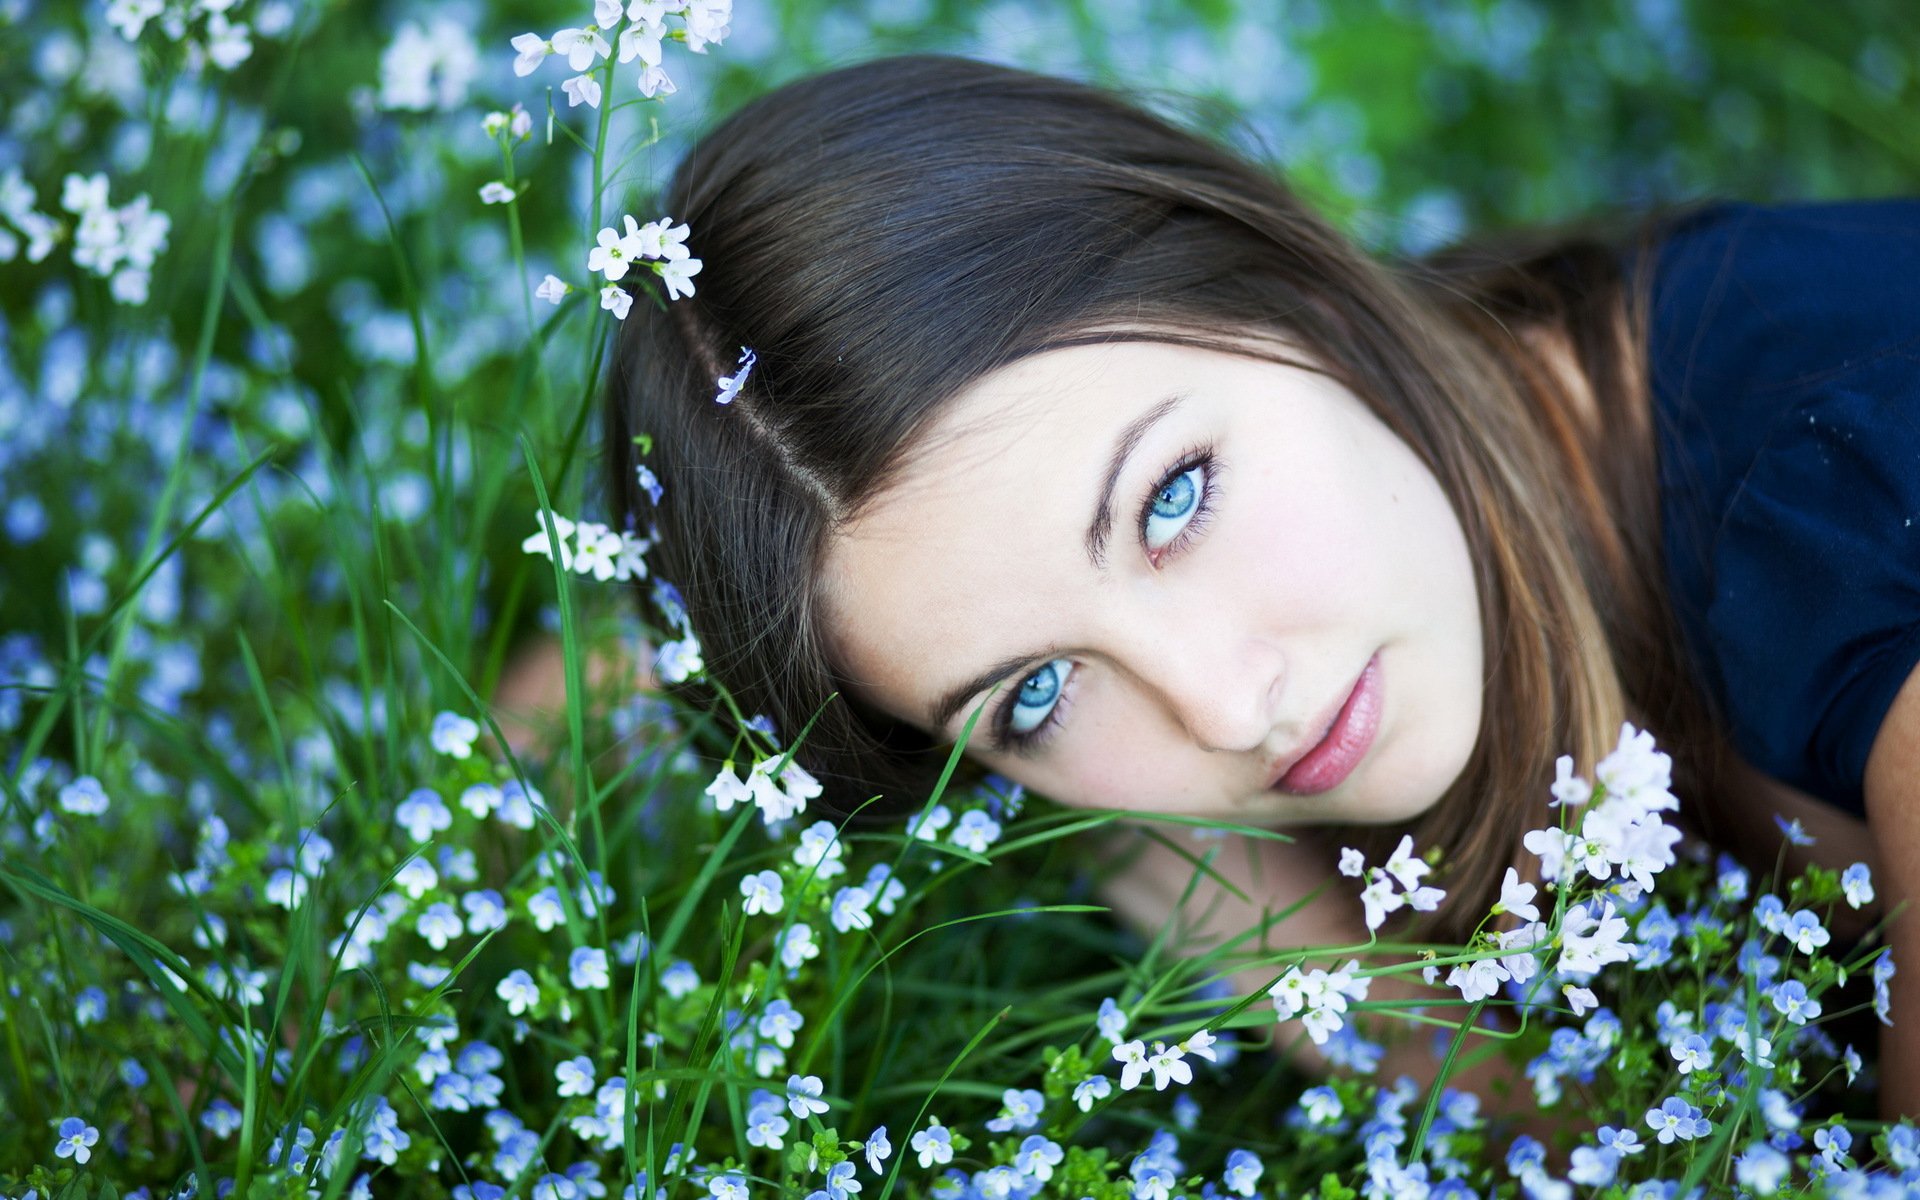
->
[1642, 194, 1920, 821]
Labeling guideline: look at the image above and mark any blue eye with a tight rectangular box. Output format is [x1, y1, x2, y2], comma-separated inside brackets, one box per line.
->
[1144, 463, 1204, 551]
[1008, 659, 1070, 735]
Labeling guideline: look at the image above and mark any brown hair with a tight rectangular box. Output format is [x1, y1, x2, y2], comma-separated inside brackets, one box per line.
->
[603, 53, 1740, 940]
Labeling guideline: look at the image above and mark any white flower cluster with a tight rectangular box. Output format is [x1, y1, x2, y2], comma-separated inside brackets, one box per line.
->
[378, 15, 480, 112]
[105, 0, 257, 72]
[1340, 834, 1446, 932]
[511, 0, 732, 107]
[520, 510, 650, 583]
[581, 213, 702, 318]
[1268, 961, 1370, 1045]
[1110, 1028, 1219, 1092]
[1522, 722, 1682, 901]
[705, 757, 823, 827]
[0, 170, 171, 305]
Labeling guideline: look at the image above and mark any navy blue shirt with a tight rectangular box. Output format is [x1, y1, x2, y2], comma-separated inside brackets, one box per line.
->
[1637, 195, 1920, 818]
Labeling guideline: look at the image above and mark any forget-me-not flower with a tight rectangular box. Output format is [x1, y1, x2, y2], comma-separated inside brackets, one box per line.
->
[55, 1116, 100, 1163]
[910, 1119, 953, 1168]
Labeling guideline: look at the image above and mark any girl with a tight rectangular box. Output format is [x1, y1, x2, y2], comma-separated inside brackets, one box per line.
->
[589, 53, 1920, 1114]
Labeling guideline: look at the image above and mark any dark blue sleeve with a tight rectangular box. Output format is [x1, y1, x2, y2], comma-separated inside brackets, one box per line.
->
[1647, 196, 1920, 817]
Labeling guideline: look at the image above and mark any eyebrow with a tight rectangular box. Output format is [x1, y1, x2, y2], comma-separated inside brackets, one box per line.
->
[923, 392, 1188, 734]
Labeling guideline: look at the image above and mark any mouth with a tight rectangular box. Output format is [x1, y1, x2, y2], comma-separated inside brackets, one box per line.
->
[1267, 651, 1384, 796]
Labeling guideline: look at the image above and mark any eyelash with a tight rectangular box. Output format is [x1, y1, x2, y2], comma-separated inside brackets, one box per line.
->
[989, 445, 1222, 755]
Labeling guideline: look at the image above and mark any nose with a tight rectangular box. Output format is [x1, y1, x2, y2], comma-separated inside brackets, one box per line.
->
[1119, 619, 1286, 756]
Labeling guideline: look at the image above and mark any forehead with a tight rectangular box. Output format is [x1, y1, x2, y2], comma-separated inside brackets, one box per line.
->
[814, 335, 1296, 725]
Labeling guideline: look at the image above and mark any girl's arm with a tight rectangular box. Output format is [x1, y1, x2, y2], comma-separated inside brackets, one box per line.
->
[492, 633, 654, 757]
[1862, 659, 1920, 1119]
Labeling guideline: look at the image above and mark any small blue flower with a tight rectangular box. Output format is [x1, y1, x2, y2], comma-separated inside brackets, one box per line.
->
[1220, 1149, 1263, 1197]
[1646, 1096, 1710, 1144]
[985, 1087, 1043, 1133]
[1668, 1033, 1711, 1074]
[570, 946, 611, 990]
[824, 1161, 861, 1200]
[1841, 862, 1875, 908]
[787, 1074, 829, 1119]
[1015, 1135, 1064, 1183]
[58, 776, 110, 816]
[1768, 980, 1821, 1024]
[75, 985, 108, 1026]
[430, 711, 480, 758]
[55, 1116, 99, 1163]
[863, 1126, 891, 1174]
[635, 465, 664, 506]
[1773, 813, 1814, 846]
[202, 1097, 242, 1139]
[911, 1119, 954, 1168]
[396, 787, 452, 842]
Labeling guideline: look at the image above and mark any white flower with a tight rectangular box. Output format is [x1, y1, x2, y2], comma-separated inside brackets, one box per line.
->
[1558, 899, 1635, 976]
[1549, 754, 1593, 807]
[107, 0, 165, 40]
[536, 274, 570, 305]
[522, 511, 577, 569]
[62, 172, 110, 214]
[510, 32, 552, 76]
[601, 283, 633, 320]
[657, 254, 702, 301]
[1522, 825, 1573, 883]
[551, 26, 611, 71]
[1382, 835, 1429, 891]
[655, 636, 704, 684]
[1358, 869, 1404, 932]
[571, 520, 623, 582]
[1562, 984, 1597, 1016]
[715, 346, 757, 404]
[637, 63, 676, 98]
[479, 182, 517, 205]
[562, 73, 603, 109]
[617, 19, 663, 66]
[1445, 957, 1510, 1003]
[683, 0, 732, 51]
[1492, 866, 1539, 922]
[705, 765, 752, 813]
[1144, 1043, 1192, 1090]
[1111, 1039, 1150, 1091]
[379, 17, 477, 110]
[1337, 846, 1365, 877]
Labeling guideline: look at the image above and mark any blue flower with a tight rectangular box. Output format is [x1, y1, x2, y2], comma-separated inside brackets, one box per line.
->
[570, 946, 611, 990]
[911, 1119, 954, 1168]
[58, 776, 110, 816]
[1773, 813, 1814, 845]
[1220, 1149, 1263, 1197]
[75, 985, 108, 1026]
[985, 1087, 1043, 1133]
[1645, 1096, 1710, 1144]
[863, 1126, 891, 1174]
[824, 1161, 861, 1200]
[396, 787, 452, 842]
[1015, 1136, 1064, 1183]
[55, 1116, 99, 1163]
[786, 1074, 829, 1119]
[1768, 980, 1820, 1024]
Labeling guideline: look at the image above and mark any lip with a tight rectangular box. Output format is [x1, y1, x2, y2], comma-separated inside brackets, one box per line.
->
[1267, 651, 1383, 796]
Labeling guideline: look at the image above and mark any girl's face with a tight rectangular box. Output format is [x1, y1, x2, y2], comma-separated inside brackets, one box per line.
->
[818, 333, 1485, 827]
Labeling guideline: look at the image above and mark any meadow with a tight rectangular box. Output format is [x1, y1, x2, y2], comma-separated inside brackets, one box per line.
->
[4, 1, 1920, 1196]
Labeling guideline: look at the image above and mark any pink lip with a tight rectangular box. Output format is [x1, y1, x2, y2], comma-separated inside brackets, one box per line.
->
[1268, 652, 1383, 796]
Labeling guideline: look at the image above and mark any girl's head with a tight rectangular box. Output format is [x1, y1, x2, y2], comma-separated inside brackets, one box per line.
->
[605, 53, 1731, 933]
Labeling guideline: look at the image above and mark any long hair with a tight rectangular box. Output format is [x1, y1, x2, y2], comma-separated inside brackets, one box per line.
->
[603, 53, 1740, 940]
